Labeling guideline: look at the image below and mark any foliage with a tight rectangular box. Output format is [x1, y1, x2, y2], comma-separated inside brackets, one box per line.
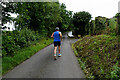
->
[9, 2, 72, 36]
[115, 13, 120, 35]
[111, 61, 120, 79]
[109, 18, 117, 36]
[94, 16, 108, 35]
[115, 13, 120, 18]
[73, 35, 120, 78]
[89, 16, 118, 36]
[89, 20, 95, 35]
[2, 28, 41, 56]
[2, 2, 72, 35]
[13, 3, 59, 33]
[1, 2, 17, 29]
[72, 11, 92, 36]
[59, 3, 73, 32]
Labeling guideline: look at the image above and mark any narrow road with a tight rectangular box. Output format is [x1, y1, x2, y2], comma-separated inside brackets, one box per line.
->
[3, 32, 85, 78]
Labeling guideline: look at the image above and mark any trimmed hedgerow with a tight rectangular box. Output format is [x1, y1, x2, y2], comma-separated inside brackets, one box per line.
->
[2, 28, 42, 56]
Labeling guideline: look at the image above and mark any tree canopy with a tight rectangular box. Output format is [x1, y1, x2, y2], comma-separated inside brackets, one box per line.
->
[2, 2, 72, 36]
[72, 11, 92, 36]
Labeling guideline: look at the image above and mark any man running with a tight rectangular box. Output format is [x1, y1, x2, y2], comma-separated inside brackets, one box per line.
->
[51, 27, 63, 60]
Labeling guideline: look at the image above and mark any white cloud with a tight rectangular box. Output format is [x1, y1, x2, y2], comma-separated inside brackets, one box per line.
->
[59, 0, 120, 19]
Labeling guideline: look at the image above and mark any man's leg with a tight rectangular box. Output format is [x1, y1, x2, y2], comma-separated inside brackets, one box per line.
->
[58, 46, 61, 54]
[58, 41, 61, 57]
[58, 46, 61, 57]
[54, 46, 57, 60]
[54, 46, 57, 56]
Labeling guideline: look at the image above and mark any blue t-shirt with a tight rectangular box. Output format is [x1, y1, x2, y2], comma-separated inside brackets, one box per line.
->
[54, 31, 61, 42]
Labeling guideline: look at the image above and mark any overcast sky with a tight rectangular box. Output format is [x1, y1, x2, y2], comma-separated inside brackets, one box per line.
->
[59, 0, 120, 19]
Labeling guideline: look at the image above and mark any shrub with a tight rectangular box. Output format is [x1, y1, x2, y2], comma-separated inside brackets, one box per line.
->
[94, 16, 108, 35]
[2, 28, 41, 56]
[72, 11, 92, 36]
[109, 18, 117, 36]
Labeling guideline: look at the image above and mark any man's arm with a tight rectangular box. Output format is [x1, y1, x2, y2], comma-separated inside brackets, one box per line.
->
[59, 32, 63, 41]
[51, 32, 54, 38]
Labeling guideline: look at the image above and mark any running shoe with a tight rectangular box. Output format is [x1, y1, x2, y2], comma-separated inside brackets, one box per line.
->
[58, 54, 61, 57]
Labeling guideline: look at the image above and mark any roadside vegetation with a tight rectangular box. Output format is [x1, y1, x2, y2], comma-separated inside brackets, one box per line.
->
[2, 37, 53, 75]
[2, 28, 53, 74]
[72, 12, 120, 79]
[73, 35, 120, 79]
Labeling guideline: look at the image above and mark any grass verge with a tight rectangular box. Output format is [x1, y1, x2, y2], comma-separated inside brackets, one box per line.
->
[72, 35, 120, 79]
[2, 38, 53, 75]
[72, 43, 94, 78]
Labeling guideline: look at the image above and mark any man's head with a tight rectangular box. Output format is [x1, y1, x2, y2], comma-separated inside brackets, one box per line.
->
[55, 27, 59, 31]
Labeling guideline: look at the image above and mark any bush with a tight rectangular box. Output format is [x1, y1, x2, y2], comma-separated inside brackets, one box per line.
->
[72, 11, 92, 36]
[2, 28, 41, 56]
[109, 18, 117, 36]
[94, 16, 108, 35]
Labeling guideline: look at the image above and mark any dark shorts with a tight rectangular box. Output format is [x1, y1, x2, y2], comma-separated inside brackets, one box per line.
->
[54, 41, 61, 47]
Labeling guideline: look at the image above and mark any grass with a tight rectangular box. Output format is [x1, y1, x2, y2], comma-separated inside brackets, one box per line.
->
[2, 38, 53, 75]
[72, 35, 120, 79]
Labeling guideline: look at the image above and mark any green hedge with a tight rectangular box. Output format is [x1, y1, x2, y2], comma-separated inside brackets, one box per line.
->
[94, 16, 108, 35]
[2, 28, 42, 56]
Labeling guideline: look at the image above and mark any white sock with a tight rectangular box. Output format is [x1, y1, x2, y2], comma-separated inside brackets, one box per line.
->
[54, 54, 56, 56]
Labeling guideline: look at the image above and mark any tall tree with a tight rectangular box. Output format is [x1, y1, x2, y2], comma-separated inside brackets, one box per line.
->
[59, 3, 72, 32]
[72, 11, 92, 36]
[2, 2, 72, 36]
[14, 2, 63, 36]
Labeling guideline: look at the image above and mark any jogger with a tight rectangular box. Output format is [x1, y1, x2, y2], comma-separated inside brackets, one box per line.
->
[51, 27, 63, 60]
